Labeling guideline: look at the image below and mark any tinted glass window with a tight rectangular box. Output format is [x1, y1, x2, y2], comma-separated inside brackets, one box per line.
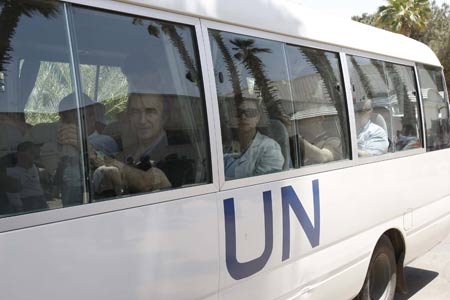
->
[347, 55, 422, 157]
[384, 62, 422, 151]
[209, 30, 350, 180]
[209, 30, 292, 180]
[417, 64, 450, 151]
[0, 1, 85, 217]
[70, 6, 211, 200]
[0, 1, 212, 218]
[286, 45, 349, 166]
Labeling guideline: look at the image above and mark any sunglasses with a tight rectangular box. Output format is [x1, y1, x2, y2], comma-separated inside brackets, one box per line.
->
[237, 108, 259, 118]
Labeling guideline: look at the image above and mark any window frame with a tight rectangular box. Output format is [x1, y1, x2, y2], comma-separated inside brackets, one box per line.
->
[414, 64, 429, 152]
[201, 19, 355, 192]
[202, 20, 430, 192]
[0, 0, 219, 233]
[342, 50, 426, 166]
[416, 63, 450, 152]
[1, 0, 441, 232]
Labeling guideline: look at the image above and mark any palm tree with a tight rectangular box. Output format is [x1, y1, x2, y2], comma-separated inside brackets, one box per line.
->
[376, 0, 431, 37]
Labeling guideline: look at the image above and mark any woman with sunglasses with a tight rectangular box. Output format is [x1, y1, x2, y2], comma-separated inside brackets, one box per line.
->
[223, 98, 284, 180]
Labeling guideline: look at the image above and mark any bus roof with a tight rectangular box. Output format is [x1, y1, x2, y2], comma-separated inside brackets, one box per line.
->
[123, 0, 441, 67]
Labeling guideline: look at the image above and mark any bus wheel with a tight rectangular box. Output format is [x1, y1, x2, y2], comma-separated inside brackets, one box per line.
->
[356, 235, 397, 300]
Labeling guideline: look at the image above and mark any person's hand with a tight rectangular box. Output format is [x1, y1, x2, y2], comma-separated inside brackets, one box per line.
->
[104, 155, 125, 170]
[148, 167, 171, 189]
[94, 165, 123, 196]
[358, 149, 372, 157]
[57, 123, 79, 148]
[88, 144, 105, 168]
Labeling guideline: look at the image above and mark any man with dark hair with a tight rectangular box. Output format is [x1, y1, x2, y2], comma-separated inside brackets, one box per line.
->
[105, 93, 171, 193]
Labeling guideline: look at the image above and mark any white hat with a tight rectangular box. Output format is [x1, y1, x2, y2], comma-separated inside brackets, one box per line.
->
[58, 93, 95, 112]
[290, 102, 338, 120]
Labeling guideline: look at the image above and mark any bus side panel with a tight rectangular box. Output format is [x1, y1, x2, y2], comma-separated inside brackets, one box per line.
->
[0, 194, 219, 300]
[216, 175, 378, 300]
[404, 149, 450, 264]
[405, 198, 450, 264]
[216, 151, 450, 300]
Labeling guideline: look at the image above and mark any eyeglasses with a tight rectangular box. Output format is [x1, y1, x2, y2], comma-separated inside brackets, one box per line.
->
[237, 108, 259, 118]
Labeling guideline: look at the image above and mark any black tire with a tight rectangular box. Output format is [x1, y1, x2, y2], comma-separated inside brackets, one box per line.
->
[356, 235, 397, 300]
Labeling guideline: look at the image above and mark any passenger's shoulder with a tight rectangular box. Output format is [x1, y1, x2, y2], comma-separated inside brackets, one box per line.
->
[368, 122, 387, 135]
[257, 132, 280, 146]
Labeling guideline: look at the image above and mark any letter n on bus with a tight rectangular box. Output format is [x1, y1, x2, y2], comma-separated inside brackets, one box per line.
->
[281, 179, 320, 261]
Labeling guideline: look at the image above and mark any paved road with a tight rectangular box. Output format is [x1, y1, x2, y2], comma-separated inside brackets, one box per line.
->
[395, 231, 450, 300]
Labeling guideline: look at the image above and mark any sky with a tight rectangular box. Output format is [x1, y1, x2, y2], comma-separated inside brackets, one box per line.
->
[300, 0, 450, 20]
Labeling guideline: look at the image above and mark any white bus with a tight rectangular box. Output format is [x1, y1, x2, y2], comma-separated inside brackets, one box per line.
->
[0, 0, 449, 299]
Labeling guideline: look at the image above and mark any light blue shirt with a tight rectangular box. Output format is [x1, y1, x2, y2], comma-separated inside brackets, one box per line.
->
[357, 120, 389, 156]
[224, 132, 284, 180]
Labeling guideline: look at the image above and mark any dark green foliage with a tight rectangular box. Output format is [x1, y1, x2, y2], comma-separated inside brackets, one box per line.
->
[376, 0, 431, 37]
[353, 1, 450, 93]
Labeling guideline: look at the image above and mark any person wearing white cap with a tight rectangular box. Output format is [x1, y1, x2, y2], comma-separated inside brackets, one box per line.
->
[27, 92, 119, 206]
[354, 99, 389, 157]
[291, 103, 343, 166]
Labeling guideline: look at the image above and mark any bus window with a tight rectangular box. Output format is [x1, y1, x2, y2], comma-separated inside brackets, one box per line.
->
[347, 55, 423, 157]
[286, 45, 350, 166]
[69, 6, 212, 200]
[209, 30, 292, 180]
[417, 64, 450, 151]
[348, 56, 391, 157]
[0, 0, 83, 217]
[384, 62, 422, 152]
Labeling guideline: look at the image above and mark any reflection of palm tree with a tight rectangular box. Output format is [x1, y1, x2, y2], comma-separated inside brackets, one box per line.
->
[230, 38, 287, 124]
[371, 59, 386, 89]
[350, 56, 375, 100]
[385, 63, 417, 132]
[300, 47, 349, 155]
[0, 1, 59, 72]
[210, 31, 243, 147]
[160, 22, 199, 83]
[211, 31, 243, 103]
[134, 18, 199, 84]
[369, 59, 418, 136]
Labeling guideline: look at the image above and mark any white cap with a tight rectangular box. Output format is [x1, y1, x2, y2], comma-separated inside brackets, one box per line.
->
[58, 93, 95, 113]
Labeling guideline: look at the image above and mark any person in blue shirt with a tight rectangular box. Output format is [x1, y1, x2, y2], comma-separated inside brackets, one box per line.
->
[354, 99, 389, 157]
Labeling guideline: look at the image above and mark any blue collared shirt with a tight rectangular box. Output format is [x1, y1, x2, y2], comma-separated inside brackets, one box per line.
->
[357, 121, 389, 156]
